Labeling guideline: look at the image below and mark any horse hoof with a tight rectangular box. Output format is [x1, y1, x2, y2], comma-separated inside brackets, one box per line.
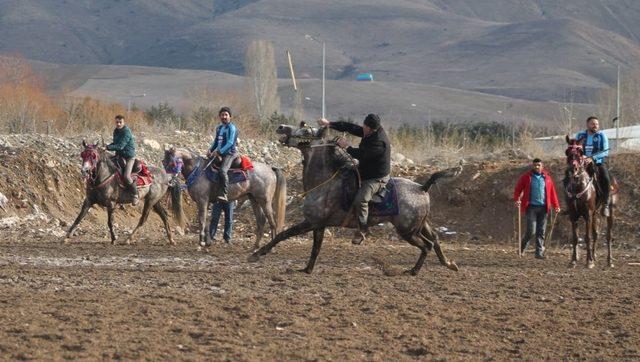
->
[403, 269, 418, 276]
[608, 263, 614, 268]
[569, 262, 577, 269]
[298, 267, 313, 274]
[447, 261, 459, 272]
[247, 253, 261, 263]
[587, 262, 595, 269]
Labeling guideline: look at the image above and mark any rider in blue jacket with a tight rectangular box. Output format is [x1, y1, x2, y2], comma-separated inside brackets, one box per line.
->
[575, 116, 611, 216]
[207, 107, 238, 202]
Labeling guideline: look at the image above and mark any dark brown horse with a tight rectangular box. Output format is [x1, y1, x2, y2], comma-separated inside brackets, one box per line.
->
[66, 141, 182, 245]
[564, 136, 617, 268]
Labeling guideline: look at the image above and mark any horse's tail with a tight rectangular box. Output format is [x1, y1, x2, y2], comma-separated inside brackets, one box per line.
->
[169, 184, 185, 228]
[272, 167, 287, 233]
[421, 163, 463, 193]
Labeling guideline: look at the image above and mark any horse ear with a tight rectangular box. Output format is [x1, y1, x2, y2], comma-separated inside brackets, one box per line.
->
[299, 121, 308, 128]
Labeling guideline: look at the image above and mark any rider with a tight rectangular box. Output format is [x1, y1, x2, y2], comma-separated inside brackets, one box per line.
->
[575, 116, 611, 216]
[106, 114, 138, 205]
[318, 114, 391, 245]
[207, 106, 238, 202]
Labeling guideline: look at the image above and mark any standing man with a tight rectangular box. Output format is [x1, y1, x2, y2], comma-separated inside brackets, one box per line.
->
[208, 199, 236, 245]
[106, 115, 138, 205]
[575, 116, 611, 216]
[318, 114, 391, 245]
[514, 158, 561, 259]
[207, 107, 238, 202]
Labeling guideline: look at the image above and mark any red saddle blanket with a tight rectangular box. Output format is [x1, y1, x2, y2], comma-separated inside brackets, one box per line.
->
[117, 161, 153, 187]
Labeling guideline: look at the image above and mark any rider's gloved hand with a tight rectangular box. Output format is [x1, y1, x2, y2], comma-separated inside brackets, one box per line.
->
[317, 118, 330, 127]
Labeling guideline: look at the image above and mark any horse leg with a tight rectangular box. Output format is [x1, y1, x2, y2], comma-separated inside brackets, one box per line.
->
[302, 228, 325, 274]
[152, 203, 175, 245]
[591, 212, 599, 262]
[259, 198, 278, 241]
[196, 201, 209, 246]
[400, 232, 429, 276]
[107, 205, 116, 244]
[607, 212, 614, 268]
[65, 198, 93, 242]
[248, 220, 314, 262]
[570, 219, 578, 268]
[250, 198, 267, 248]
[127, 199, 152, 244]
[585, 214, 595, 269]
[420, 223, 458, 271]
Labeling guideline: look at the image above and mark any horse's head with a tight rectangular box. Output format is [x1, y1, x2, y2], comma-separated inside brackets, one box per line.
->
[276, 121, 327, 149]
[564, 136, 588, 182]
[80, 140, 101, 177]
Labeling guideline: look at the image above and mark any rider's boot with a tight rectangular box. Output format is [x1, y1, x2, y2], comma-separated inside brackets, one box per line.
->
[129, 182, 139, 206]
[351, 222, 369, 245]
[217, 172, 229, 203]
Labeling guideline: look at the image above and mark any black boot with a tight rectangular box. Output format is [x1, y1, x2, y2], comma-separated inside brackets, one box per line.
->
[129, 183, 139, 206]
[351, 222, 369, 245]
[217, 172, 229, 202]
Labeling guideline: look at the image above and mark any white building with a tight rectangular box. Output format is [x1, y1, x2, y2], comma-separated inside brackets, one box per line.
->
[535, 124, 640, 153]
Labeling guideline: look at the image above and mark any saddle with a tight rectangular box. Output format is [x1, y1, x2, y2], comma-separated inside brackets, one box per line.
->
[111, 156, 153, 187]
[340, 167, 398, 216]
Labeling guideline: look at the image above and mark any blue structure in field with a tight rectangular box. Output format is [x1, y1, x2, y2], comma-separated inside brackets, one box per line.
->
[356, 72, 374, 81]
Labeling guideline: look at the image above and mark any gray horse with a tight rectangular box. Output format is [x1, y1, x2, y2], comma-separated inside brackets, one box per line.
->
[163, 147, 286, 247]
[66, 141, 181, 244]
[249, 124, 460, 275]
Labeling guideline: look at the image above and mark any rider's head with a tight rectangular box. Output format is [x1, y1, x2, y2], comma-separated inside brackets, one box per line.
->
[532, 158, 543, 173]
[219, 107, 232, 124]
[115, 115, 125, 129]
[362, 113, 381, 136]
[586, 116, 599, 133]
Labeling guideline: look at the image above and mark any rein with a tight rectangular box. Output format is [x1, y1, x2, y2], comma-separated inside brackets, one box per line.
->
[298, 169, 341, 198]
[181, 157, 203, 190]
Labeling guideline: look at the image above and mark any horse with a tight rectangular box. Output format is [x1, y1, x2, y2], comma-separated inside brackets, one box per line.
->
[248, 123, 460, 275]
[564, 135, 617, 268]
[66, 141, 182, 245]
[162, 147, 286, 247]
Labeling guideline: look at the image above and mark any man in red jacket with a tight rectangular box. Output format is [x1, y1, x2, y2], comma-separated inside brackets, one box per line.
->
[513, 158, 561, 259]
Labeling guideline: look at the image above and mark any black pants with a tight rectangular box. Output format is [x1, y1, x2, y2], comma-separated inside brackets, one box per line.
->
[592, 162, 611, 204]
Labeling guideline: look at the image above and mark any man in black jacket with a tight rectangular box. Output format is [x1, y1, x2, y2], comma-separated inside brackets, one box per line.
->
[318, 114, 391, 244]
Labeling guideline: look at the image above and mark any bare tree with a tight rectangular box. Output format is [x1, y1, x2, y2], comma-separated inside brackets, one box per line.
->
[244, 40, 280, 123]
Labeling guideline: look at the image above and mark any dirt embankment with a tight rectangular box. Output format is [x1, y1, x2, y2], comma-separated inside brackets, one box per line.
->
[0, 133, 638, 247]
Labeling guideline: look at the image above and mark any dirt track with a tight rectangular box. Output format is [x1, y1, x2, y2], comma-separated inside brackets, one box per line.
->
[1, 234, 639, 360]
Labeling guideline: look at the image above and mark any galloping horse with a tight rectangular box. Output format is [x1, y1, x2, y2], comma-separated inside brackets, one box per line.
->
[66, 141, 181, 244]
[249, 124, 460, 275]
[163, 147, 286, 247]
[564, 136, 617, 268]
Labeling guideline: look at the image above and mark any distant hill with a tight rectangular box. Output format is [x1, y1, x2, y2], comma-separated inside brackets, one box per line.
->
[2, 0, 639, 124]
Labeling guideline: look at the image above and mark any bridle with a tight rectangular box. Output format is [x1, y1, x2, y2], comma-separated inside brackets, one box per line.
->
[80, 146, 115, 189]
[565, 143, 592, 200]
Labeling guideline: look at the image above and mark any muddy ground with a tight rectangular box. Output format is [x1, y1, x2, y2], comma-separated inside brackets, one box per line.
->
[1, 235, 639, 360]
[1, 134, 639, 359]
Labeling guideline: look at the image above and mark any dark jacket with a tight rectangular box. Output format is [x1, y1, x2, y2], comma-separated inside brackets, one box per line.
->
[329, 121, 391, 180]
[106, 125, 136, 159]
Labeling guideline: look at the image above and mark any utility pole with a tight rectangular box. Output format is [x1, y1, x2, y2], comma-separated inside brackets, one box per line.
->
[616, 65, 621, 152]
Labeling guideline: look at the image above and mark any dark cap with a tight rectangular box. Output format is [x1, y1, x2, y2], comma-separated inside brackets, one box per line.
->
[219, 106, 232, 116]
[363, 113, 381, 129]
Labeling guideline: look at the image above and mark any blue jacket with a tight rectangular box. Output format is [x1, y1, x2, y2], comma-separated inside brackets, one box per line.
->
[575, 130, 609, 164]
[106, 125, 136, 159]
[210, 122, 238, 156]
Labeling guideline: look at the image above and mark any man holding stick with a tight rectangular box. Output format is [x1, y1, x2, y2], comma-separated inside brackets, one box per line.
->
[514, 158, 561, 259]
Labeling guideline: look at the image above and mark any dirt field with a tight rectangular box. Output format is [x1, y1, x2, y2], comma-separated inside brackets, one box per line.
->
[1, 135, 639, 359]
[1, 233, 639, 360]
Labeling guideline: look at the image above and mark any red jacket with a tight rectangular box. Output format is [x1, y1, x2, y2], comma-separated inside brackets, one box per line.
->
[513, 170, 560, 214]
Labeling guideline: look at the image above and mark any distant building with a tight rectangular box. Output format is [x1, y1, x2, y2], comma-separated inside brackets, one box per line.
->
[535, 124, 640, 153]
[356, 72, 374, 81]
